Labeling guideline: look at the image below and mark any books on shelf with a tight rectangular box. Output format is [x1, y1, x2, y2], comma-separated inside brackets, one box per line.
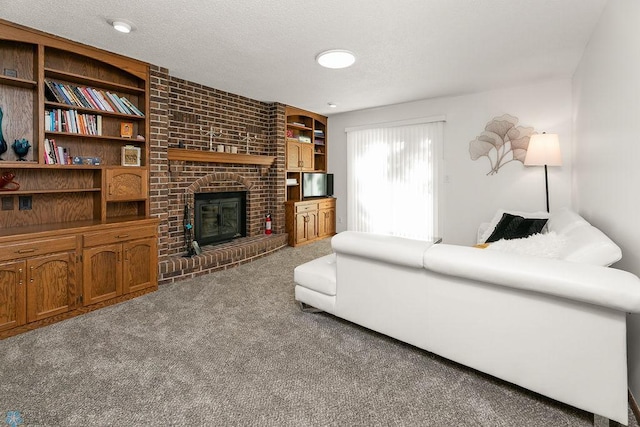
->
[44, 79, 145, 117]
[45, 109, 103, 136]
[43, 138, 71, 165]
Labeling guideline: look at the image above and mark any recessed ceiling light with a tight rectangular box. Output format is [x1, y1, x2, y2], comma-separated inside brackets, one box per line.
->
[110, 20, 132, 34]
[316, 50, 356, 69]
[327, 102, 337, 108]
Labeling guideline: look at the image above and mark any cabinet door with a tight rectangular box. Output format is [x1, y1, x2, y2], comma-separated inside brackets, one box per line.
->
[296, 212, 318, 244]
[286, 141, 301, 170]
[123, 237, 157, 294]
[26, 252, 76, 323]
[300, 143, 314, 171]
[106, 168, 148, 201]
[83, 244, 122, 305]
[0, 261, 26, 331]
[318, 207, 336, 238]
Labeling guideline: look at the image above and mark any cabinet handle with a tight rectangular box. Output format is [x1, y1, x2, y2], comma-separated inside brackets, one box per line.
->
[17, 248, 36, 254]
[116, 234, 130, 239]
[109, 183, 113, 195]
[29, 265, 34, 283]
[18, 268, 23, 285]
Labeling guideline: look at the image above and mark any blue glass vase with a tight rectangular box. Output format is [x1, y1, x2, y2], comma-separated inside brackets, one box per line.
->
[11, 138, 30, 161]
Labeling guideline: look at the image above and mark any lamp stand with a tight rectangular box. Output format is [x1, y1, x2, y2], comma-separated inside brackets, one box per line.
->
[544, 164, 550, 213]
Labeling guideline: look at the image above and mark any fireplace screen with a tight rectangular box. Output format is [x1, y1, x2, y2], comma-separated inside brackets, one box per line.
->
[194, 191, 246, 246]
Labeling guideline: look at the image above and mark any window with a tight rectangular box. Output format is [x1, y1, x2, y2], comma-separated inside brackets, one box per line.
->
[346, 118, 443, 240]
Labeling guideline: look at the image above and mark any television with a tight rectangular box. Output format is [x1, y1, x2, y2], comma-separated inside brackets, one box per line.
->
[302, 172, 333, 199]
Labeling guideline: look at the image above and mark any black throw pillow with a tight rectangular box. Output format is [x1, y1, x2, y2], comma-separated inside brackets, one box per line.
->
[485, 213, 548, 243]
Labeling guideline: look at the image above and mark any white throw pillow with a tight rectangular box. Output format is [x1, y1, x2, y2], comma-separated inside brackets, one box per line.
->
[479, 209, 550, 243]
[486, 231, 566, 259]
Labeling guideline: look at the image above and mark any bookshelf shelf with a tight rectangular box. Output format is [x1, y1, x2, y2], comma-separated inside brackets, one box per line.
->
[45, 68, 145, 95]
[0, 75, 37, 89]
[44, 102, 145, 120]
[45, 131, 144, 142]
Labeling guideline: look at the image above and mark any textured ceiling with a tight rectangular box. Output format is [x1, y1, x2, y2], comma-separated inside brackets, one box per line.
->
[1, 0, 606, 115]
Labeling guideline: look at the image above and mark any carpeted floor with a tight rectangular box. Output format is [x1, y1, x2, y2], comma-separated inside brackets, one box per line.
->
[0, 239, 637, 426]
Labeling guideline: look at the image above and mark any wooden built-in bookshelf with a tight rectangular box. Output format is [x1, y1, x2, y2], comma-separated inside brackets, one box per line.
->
[0, 19, 158, 339]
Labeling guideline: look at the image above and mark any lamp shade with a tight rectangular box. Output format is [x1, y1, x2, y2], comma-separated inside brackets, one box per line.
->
[524, 133, 562, 166]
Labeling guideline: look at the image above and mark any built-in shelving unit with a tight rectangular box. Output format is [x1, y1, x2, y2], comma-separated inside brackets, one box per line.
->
[0, 19, 158, 339]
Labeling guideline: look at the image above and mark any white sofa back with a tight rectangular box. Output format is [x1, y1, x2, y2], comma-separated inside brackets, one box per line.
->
[547, 208, 621, 266]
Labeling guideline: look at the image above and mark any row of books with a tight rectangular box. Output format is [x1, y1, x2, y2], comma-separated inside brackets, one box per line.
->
[44, 80, 145, 117]
[45, 109, 103, 136]
[43, 138, 71, 165]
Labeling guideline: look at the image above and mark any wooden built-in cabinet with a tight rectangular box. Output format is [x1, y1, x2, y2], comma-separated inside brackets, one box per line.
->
[284, 106, 335, 246]
[285, 106, 328, 202]
[0, 20, 158, 339]
[285, 198, 336, 247]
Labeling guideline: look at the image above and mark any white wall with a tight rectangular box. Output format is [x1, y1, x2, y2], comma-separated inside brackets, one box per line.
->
[328, 79, 573, 245]
[572, 0, 640, 400]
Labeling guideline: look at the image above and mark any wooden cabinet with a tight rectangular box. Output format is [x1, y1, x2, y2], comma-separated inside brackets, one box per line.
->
[285, 106, 328, 202]
[286, 140, 314, 171]
[0, 261, 26, 332]
[83, 224, 157, 305]
[0, 236, 77, 331]
[285, 198, 336, 247]
[0, 21, 158, 340]
[318, 199, 336, 238]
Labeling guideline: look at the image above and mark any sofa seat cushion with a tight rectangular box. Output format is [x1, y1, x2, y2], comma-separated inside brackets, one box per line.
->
[294, 253, 337, 296]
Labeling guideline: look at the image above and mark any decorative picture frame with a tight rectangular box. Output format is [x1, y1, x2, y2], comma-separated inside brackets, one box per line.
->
[120, 122, 134, 138]
[121, 145, 141, 166]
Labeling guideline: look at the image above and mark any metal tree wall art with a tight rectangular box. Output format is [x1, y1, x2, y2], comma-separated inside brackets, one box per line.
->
[469, 114, 535, 175]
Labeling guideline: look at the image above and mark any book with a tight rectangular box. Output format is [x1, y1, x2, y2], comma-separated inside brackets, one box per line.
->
[44, 80, 64, 103]
[120, 96, 145, 116]
[106, 92, 128, 114]
[95, 90, 115, 112]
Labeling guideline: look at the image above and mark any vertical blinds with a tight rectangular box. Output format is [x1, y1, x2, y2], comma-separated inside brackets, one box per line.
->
[346, 120, 443, 240]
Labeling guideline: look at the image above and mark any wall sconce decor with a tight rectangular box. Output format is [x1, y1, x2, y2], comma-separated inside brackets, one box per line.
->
[200, 125, 223, 151]
[469, 114, 535, 175]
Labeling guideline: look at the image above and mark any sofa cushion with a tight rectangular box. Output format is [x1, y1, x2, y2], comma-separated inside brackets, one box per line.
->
[559, 225, 622, 266]
[546, 207, 589, 235]
[485, 213, 548, 243]
[480, 209, 549, 243]
[294, 253, 337, 296]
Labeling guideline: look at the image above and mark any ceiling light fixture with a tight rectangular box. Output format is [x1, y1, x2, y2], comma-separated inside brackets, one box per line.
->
[111, 20, 132, 34]
[316, 50, 356, 69]
[327, 102, 337, 108]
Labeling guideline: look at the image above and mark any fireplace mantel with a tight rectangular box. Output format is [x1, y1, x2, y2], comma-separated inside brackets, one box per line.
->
[167, 148, 276, 166]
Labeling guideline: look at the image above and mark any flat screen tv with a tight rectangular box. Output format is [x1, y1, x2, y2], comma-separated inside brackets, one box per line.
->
[302, 172, 333, 199]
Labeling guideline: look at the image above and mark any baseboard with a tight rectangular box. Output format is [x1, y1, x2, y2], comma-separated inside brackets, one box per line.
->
[629, 389, 640, 425]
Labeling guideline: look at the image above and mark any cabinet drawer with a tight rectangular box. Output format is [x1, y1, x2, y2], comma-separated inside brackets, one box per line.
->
[0, 236, 77, 262]
[318, 199, 335, 209]
[295, 203, 317, 213]
[83, 225, 156, 247]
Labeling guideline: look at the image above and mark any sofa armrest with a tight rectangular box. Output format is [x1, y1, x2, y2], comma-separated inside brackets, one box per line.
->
[423, 244, 640, 313]
[332, 231, 435, 268]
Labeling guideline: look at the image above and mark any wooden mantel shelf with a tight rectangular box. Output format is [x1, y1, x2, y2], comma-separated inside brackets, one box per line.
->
[167, 148, 275, 166]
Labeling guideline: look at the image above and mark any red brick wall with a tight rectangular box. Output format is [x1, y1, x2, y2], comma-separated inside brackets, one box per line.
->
[149, 65, 286, 262]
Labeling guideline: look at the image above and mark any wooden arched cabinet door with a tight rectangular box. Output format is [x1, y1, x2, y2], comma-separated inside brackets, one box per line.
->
[26, 252, 76, 323]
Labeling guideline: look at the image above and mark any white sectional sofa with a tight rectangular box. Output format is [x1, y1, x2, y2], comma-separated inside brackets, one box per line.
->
[294, 208, 640, 425]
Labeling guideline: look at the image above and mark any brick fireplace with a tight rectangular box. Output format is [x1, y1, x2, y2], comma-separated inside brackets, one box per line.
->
[148, 66, 288, 284]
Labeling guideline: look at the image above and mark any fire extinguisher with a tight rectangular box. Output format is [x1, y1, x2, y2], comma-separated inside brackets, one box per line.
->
[265, 213, 272, 235]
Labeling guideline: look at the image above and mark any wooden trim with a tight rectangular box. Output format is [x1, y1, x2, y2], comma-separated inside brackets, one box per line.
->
[167, 148, 275, 166]
[630, 390, 640, 425]
[0, 19, 149, 80]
